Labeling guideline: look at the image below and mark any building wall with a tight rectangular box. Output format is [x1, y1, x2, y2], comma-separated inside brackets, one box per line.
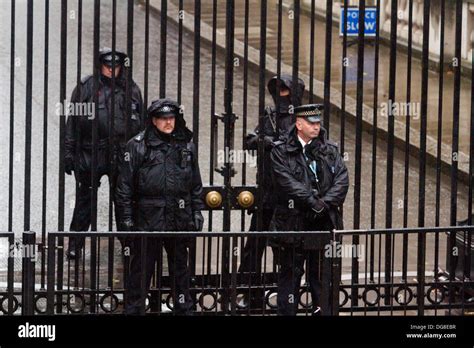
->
[297, 0, 473, 65]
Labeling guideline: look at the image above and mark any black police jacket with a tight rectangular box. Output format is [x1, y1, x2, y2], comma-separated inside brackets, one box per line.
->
[64, 51, 144, 173]
[246, 74, 306, 206]
[269, 126, 349, 246]
[115, 127, 205, 232]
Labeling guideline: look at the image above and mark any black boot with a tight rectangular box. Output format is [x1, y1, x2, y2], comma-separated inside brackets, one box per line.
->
[66, 237, 84, 260]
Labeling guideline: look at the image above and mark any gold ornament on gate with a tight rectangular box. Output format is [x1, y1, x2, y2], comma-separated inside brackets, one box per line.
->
[206, 191, 223, 209]
[237, 191, 254, 209]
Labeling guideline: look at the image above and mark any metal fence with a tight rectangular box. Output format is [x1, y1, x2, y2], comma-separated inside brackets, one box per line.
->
[1, 0, 473, 316]
[0, 226, 472, 316]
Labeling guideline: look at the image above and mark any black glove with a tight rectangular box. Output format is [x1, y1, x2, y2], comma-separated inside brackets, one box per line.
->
[119, 219, 134, 232]
[245, 133, 258, 151]
[65, 157, 75, 175]
[118, 219, 135, 249]
[309, 199, 329, 220]
[262, 135, 276, 150]
[193, 211, 204, 232]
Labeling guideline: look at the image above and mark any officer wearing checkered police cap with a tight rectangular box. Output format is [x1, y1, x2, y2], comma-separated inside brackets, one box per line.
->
[294, 103, 324, 124]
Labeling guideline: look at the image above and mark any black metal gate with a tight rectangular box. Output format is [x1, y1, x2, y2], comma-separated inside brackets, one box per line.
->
[0, 0, 473, 315]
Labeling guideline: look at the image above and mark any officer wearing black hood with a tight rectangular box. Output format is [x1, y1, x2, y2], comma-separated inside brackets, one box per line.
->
[239, 75, 305, 307]
[115, 99, 204, 315]
[64, 48, 144, 259]
[270, 104, 349, 316]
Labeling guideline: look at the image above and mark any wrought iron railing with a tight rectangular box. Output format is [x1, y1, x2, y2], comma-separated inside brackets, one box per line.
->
[0, 226, 472, 316]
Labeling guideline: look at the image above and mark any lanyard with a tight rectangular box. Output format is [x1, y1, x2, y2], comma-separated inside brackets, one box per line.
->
[304, 150, 319, 183]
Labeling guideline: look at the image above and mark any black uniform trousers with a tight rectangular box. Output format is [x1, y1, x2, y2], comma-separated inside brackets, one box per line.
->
[68, 168, 119, 251]
[237, 208, 277, 306]
[125, 237, 193, 316]
[276, 244, 322, 316]
[239, 208, 274, 273]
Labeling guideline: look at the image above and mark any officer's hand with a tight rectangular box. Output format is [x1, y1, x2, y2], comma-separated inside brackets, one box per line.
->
[245, 133, 258, 151]
[193, 211, 204, 232]
[65, 158, 75, 176]
[118, 219, 135, 249]
[263, 136, 275, 149]
[119, 219, 134, 232]
[310, 199, 329, 220]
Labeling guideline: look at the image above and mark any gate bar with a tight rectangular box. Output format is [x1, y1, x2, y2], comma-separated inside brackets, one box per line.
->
[221, 0, 236, 313]
[433, 0, 445, 316]
[467, 3, 474, 283]
[159, 0, 167, 98]
[418, 0, 430, 229]
[91, 0, 102, 245]
[56, 0, 68, 314]
[384, 0, 398, 305]
[291, 0, 300, 117]
[177, 0, 183, 104]
[107, 0, 117, 292]
[24, 0, 33, 232]
[144, 0, 150, 108]
[461, 36, 474, 313]
[189, 0, 202, 295]
[369, 0, 381, 281]
[340, 0, 348, 161]
[401, 0, 414, 288]
[21, 232, 36, 315]
[448, 0, 464, 314]
[418, 0, 429, 304]
[8, 0, 15, 233]
[239, 0, 250, 305]
[207, 0, 217, 284]
[89, 0, 102, 314]
[450, 0, 462, 227]
[40, 0, 51, 289]
[257, 0, 267, 233]
[7, 233, 14, 314]
[46, 234, 56, 314]
[308, 0, 315, 104]
[323, 0, 333, 132]
[193, 0, 201, 149]
[125, 0, 134, 142]
[351, 0, 366, 310]
[275, 0, 282, 134]
[435, 1, 446, 228]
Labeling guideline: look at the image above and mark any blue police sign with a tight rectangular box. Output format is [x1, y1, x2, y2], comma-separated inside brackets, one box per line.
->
[340, 7, 377, 37]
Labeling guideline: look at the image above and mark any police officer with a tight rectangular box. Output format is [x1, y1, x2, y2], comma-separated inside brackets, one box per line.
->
[240, 75, 305, 307]
[115, 98, 204, 316]
[64, 48, 144, 259]
[270, 104, 349, 316]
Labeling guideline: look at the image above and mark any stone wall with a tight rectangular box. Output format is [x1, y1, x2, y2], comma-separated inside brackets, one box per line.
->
[299, 0, 473, 67]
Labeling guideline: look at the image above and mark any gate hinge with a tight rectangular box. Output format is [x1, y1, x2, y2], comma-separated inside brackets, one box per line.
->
[215, 112, 238, 124]
[215, 166, 237, 178]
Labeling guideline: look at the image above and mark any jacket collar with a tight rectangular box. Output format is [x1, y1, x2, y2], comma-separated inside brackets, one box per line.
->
[145, 126, 193, 148]
[145, 127, 169, 148]
[284, 125, 328, 153]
